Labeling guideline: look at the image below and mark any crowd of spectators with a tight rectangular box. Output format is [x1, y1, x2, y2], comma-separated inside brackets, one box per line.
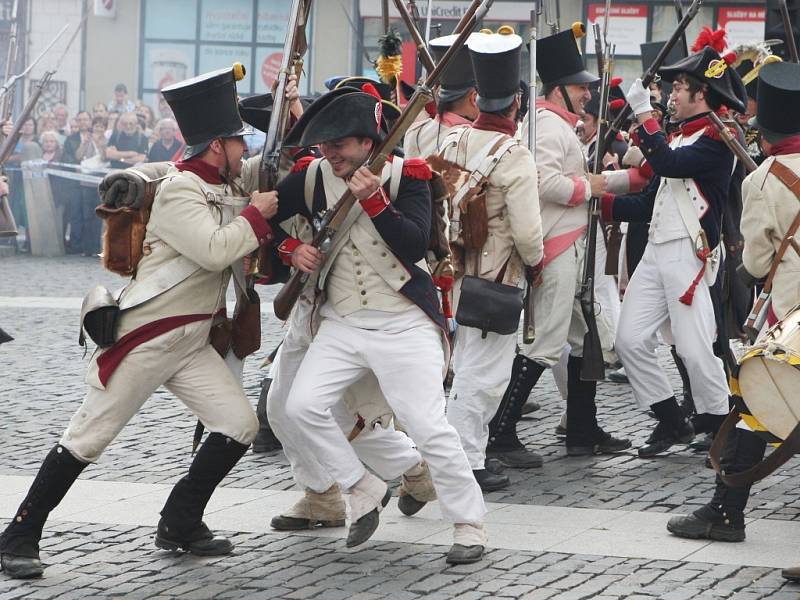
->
[6, 82, 187, 255]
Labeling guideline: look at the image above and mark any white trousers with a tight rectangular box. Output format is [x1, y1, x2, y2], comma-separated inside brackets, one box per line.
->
[521, 240, 587, 366]
[266, 299, 421, 493]
[62, 319, 259, 463]
[615, 238, 729, 414]
[447, 326, 517, 469]
[286, 311, 486, 524]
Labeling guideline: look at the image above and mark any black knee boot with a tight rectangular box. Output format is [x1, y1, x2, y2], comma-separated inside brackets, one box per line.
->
[252, 377, 282, 453]
[667, 427, 766, 542]
[0, 445, 87, 578]
[566, 356, 630, 456]
[486, 355, 546, 468]
[639, 396, 695, 458]
[157, 432, 249, 556]
[670, 346, 695, 417]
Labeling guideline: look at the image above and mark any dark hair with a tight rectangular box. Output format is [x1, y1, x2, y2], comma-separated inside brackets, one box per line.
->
[541, 83, 557, 98]
[92, 115, 108, 129]
[437, 99, 457, 117]
[673, 73, 722, 111]
[485, 101, 516, 119]
[77, 110, 91, 120]
[761, 128, 791, 144]
[114, 83, 127, 93]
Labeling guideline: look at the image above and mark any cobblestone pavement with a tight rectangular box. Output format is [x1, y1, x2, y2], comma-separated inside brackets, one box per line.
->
[1, 255, 800, 599]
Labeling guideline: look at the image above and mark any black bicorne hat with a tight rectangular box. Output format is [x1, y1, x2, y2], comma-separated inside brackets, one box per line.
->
[536, 29, 598, 86]
[284, 87, 385, 148]
[430, 33, 478, 103]
[468, 29, 523, 112]
[752, 61, 800, 137]
[332, 77, 401, 122]
[238, 94, 273, 133]
[658, 47, 747, 114]
[162, 64, 251, 159]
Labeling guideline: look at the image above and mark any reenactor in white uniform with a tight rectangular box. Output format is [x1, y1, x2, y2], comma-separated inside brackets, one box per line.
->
[404, 33, 479, 158]
[492, 29, 630, 465]
[0, 67, 277, 579]
[443, 29, 544, 491]
[270, 87, 488, 564]
[666, 63, 800, 582]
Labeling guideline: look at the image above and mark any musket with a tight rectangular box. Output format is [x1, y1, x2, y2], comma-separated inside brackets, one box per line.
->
[393, 0, 437, 73]
[523, 3, 541, 345]
[779, 0, 799, 63]
[544, 0, 560, 34]
[0, 24, 69, 103]
[425, 0, 434, 42]
[674, 0, 689, 59]
[600, 0, 703, 153]
[0, 0, 19, 122]
[254, 0, 313, 278]
[0, 19, 84, 166]
[382, 0, 390, 34]
[578, 30, 614, 381]
[708, 112, 758, 174]
[273, 0, 495, 321]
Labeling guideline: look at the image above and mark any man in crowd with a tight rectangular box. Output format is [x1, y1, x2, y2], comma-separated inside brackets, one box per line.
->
[147, 118, 184, 162]
[108, 82, 135, 113]
[666, 62, 800, 582]
[0, 65, 277, 579]
[106, 112, 148, 168]
[443, 28, 544, 489]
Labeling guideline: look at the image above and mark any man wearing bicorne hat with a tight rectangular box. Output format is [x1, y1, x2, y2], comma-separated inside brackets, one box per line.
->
[441, 28, 544, 489]
[0, 65, 278, 579]
[667, 64, 800, 576]
[268, 85, 489, 564]
[404, 33, 480, 158]
[603, 45, 747, 457]
[488, 27, 630, 466]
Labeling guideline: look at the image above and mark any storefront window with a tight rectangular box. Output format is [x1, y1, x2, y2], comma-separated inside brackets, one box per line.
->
[139, 0, 312, 109]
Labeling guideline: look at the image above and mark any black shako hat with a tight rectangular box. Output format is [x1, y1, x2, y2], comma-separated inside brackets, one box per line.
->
[284, 87, 385, 147]
[430, 33, 478, 103]
[468, 29, 523, 112]
[238, 94, 273, 133]
[752, 61, 800, 137]
[537, 29, 598, 86]
[735, 60, 759, 101]
[640, 41, 687, 74]
[162, 64, 251, 159]
[658, 47, 747, 114]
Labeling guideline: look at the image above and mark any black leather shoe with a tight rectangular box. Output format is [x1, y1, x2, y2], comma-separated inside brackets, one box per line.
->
[554, 424, 567, 437]
[446, 544, 484, 564]
[666, 505, 745, 542]
[638, 420, 694, 458]
[397, 494, 426, 517]
[607, 368, 629, 383]
[689, 433, 713, 452]
[270, 515, 345, 530]
[346, 489, 391, 548]
[484, 458, 505, 475]
[782, 566, 800, 581]
[568, 430, 631, 456]
[486, 447, 543, 468]
[473, 469, 509, 492]
[0, 553, 43, 579]
[520, 400, 541, 416]
[154, 520, 233, 556]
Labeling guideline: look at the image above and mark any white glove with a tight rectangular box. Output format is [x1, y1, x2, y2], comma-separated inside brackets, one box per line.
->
[622, 145, 645, 168]
[626, 78, 652, 117]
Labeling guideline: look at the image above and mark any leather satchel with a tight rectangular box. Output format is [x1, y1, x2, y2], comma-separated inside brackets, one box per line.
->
[231, 288, 261, 359]
[456, 274, 524, 339]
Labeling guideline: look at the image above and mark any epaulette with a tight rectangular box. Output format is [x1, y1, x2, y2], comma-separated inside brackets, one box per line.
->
[702, 124, 738, 142]
[290, 155, 315, 173]
[402, 157, 433, 181]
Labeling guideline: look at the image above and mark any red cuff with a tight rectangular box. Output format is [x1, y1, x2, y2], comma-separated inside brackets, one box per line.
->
[568, 176, 587, 207]
[626, 168, 649, 193]
[277, 237, 302, 266]
[638, 160, 654, 180]
[641, 118, 660, 136]
[600, 193, 616, 223]
[360, 187, 390, 218]
[240, 205, 273, 246]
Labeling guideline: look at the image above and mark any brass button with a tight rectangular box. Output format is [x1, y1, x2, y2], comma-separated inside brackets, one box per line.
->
[357, 280, 364, 285]
[381, 252, 387, 257]
[361, 290, 367, 295]
[142, 244, 152, 256]
[355, 261, 361, 266]
[372, 240, 378, 245]
[356, 270, 362, 275]
[362, 300, 368, 305]
[400, 276, 405, 281]
[391, 263, 396, 269]
[354, 250, 360, 256]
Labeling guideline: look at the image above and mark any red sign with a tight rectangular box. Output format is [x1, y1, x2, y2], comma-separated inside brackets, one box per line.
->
[261, 52, 283, 88]
[588, 3, 647, 20]
[587, 4, 649, 56]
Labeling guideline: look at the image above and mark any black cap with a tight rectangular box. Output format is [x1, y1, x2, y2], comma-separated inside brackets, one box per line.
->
[284, 87, 384, 147]
[468, 30, 523, 112]
[332, 77, 401, 121]
[536, 29, 598, 86]
[658, 47, 747, 114]
[162, 64, 250, 159]
[430, 33, 477, 103]
[752, 61, 800, 136]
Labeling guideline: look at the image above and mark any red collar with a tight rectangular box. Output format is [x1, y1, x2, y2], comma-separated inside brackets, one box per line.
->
[472, 112, 517, 137]
[536, 98, 580, 127]
[677, 112, 714, 138]
[175, 157, 224, 184]
[438, 111, 473, 127]
[768, 134, 800, 157]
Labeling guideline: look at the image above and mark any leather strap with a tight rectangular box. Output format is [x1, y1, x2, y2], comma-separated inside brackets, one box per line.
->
[709, 407, 800, 487]
[760, 159, 800, 296]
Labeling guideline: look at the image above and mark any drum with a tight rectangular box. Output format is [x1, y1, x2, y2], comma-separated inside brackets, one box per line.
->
[738, 304, 800, 440]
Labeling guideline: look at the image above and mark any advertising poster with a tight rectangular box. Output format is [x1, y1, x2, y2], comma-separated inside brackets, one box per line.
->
[586, 4, 649, 57]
